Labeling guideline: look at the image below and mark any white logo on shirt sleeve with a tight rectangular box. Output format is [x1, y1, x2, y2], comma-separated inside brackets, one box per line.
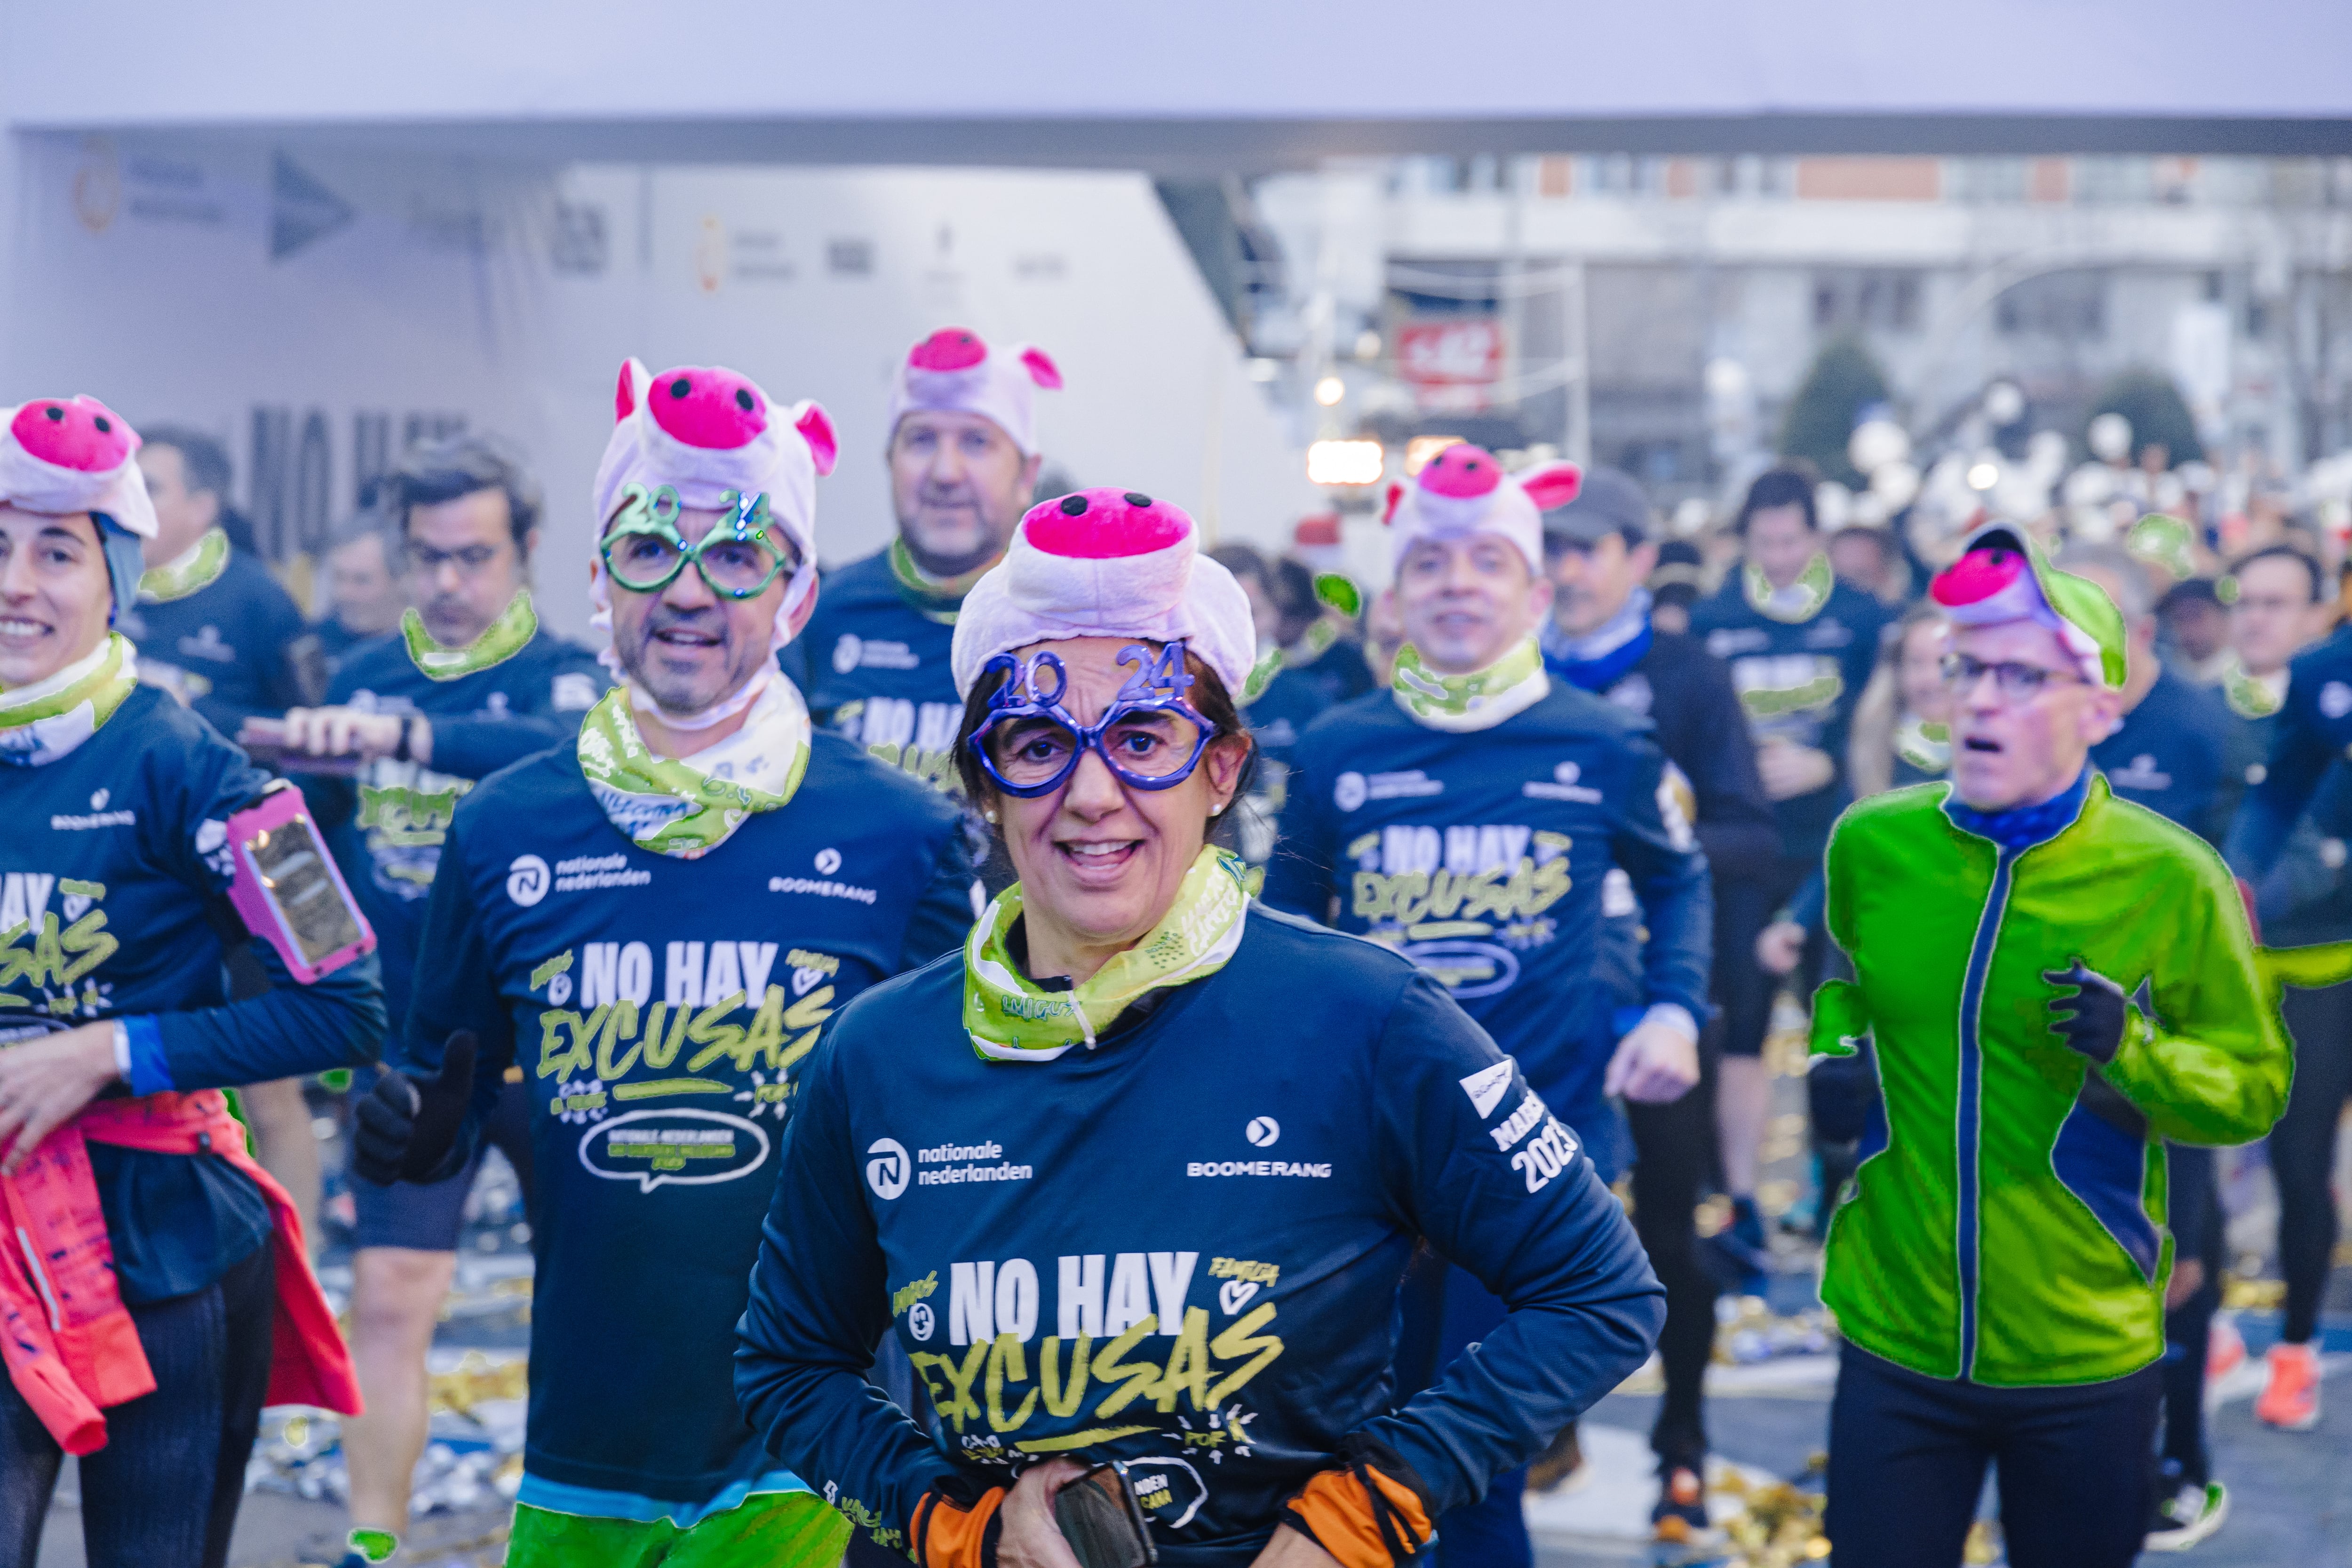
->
[1459, 1059, 1514, 1118]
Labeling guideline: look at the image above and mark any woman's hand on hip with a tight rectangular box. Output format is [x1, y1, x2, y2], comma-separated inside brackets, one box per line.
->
[0, 1023, 120, 1173]
[996, 1458, 1089, 1568]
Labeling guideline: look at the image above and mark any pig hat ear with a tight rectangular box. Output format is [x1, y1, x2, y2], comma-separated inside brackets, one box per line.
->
[1517, 461, 1583, 512]
[793, 402, 837, 478]
[886, 326, 1062, 457]
[1019, 346, 1064, 390]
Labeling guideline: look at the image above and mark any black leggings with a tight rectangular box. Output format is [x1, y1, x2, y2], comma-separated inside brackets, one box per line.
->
[1625, 1026, 1718, 1468]
[0, 1240, 275, 1568]
[1826, 1342, 2159, 1568]
[2274, 979, 2352, 1345]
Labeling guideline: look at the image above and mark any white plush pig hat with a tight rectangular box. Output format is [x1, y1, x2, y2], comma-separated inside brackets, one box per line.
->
[589, 358, 837, 661]
[950, 488, 1255, 699]
[0, 394, 158, 618]
[886, 327, 1063, 457]
[1384, 443, 1583, 573]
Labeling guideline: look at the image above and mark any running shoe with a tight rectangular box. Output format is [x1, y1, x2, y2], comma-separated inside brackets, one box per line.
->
[1651, 1463, 1709, 1538]
[2254, 1340, 2321, 1430]
[1706, 1195, 1772, 1297]
[2205, 1313, 2245, 1382]
[2144, 1480, 2229, 1552]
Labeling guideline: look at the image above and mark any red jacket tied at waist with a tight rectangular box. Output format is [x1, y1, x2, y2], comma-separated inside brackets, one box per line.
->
[0, 1088, 360, 1455]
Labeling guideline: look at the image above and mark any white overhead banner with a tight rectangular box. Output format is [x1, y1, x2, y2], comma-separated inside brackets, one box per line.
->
[4, 135, 1311, 636]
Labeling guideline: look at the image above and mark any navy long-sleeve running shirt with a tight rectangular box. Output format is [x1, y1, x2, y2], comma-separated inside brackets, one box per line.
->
[1259, 683, 1712, 1179]
[733, 908, 1664, 1568]
[394, 730, 975, 1518]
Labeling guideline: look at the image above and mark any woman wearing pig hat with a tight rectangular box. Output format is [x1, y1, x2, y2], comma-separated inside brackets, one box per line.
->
[0, 396, 382, 1567]
[349, 361, 978, 1566]
[735, 487, 1662, 1568]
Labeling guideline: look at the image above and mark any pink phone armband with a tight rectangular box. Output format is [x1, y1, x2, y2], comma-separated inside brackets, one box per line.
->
[223, 783, 376, 983]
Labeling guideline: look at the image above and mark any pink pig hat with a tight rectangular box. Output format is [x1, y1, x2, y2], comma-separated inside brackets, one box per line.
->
[886, 327, 1063, 457]
[950, 489, 1255, 700]
[589, 358, 838, 656]
[0, 395, 158, 540]
[1383, 444, 1582, 573]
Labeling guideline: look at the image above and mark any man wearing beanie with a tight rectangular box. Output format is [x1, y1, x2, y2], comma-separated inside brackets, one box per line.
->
[1810, 523, 2289, 1567]
[1266, 446, 1711, 1568]
[1539, 466, 1777, 1535]
[347, 361, 978, 1567]
[791, 327, 1060, 797]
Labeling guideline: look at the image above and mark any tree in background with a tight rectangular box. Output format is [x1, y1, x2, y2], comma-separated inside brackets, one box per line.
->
[1779, 337, 1891, 487]
[2087, 369, 2205, 466]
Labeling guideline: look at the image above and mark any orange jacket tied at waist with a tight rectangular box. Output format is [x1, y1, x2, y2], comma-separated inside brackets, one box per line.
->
[0, 1088, 360, 1455]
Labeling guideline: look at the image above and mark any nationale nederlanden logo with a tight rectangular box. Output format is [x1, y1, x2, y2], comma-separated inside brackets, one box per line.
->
[866, 1138, 911, 1200]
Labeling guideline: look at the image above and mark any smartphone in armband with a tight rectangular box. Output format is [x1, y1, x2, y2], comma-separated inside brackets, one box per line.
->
[223, 784, 376, 983]
[1054, 1462, 1157, 1568]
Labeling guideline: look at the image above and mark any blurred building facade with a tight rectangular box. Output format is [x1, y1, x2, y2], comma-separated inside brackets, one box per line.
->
[1226, 155, 2352, 506]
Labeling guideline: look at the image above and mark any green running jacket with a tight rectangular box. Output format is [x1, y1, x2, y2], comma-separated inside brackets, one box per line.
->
[1812, 775, 2291, 1386]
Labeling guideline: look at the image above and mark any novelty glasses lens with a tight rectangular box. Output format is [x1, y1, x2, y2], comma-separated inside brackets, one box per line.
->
[985, 709, 1208, 790]
[602, 527, 786, 599]
[604, 530, 685, 591]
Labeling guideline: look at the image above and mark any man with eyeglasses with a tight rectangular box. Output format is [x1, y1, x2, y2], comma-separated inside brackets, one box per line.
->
[274, 434, 606, 1568]
[345, 362, 975, 1568]
[1809, 523, 2288, 1568]
[789, 327, 1060, 797]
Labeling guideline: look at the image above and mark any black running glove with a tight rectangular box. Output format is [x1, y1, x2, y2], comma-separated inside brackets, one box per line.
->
[350, 1031, 477, 1186]
[2043, 961, 2127, 1065]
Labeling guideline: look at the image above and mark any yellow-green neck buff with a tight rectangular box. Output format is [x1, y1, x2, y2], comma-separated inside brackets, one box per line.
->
[1391, 637, 1547, 732]
[963, 847, 1250, 1060]
[138, 528, 229, 603]
[1742, 552, 1834, 624]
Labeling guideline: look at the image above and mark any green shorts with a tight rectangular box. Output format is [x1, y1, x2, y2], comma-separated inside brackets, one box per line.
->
[508, 1488, 850, 1568]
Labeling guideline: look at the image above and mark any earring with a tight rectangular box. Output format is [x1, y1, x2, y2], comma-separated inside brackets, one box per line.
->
[984, 808, 999, 823]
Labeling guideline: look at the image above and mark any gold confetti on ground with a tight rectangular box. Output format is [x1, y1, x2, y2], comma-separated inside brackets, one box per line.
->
[429, 1350, 528, 1418]
[2220, 1274, 2287, 1311]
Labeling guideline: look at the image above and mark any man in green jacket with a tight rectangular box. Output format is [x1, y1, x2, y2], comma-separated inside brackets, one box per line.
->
[1810, 523, 2290, 1568]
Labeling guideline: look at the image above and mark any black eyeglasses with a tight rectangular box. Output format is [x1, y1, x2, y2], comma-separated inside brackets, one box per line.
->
[1939, 653, 2084, 703]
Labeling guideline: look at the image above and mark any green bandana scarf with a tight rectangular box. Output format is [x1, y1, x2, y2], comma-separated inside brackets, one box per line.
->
[964, 846, 1251, 1059]
[1894, 715, 1951, 775]
[138, 528, 229, 603]
[0, 632, 139, 767]
[1742, 552, 1834, 624]
[1391, 637, 1547, 732]
[402, 589, 538, 681]
[2221, 656, 2285, 720]
[575, 675, 810, 858]
[888, 538, 993, 626]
